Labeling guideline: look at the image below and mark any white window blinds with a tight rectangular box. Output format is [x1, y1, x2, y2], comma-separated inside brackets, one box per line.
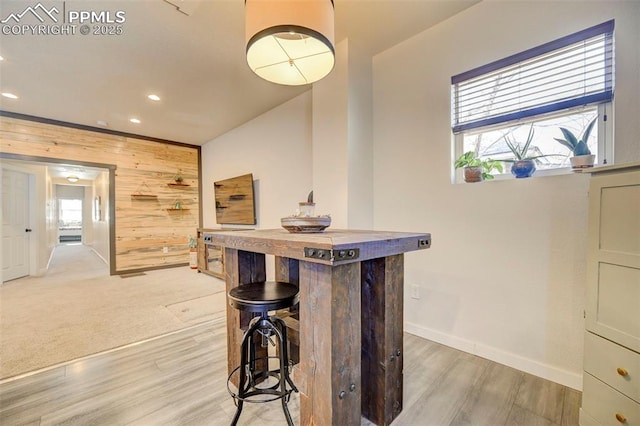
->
[451, 20, 614, 133]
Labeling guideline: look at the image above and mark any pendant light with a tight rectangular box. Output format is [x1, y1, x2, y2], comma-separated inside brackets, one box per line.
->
[245, 0, 335, 86]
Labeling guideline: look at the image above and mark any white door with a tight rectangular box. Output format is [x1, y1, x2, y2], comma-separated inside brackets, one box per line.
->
[1, 169, 30, 282]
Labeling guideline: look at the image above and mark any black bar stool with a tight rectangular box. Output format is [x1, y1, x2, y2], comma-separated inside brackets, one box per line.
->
[226, 281, 299, 426]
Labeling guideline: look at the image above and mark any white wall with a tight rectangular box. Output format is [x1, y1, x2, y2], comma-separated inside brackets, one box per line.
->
[312, 42, 350, 226]
[201, 92, 313, 277]
[373, 1, 640, 390]
[202, 92, 312, 229]
[312, 39, 374, 228]
[346, 40, 374, 229]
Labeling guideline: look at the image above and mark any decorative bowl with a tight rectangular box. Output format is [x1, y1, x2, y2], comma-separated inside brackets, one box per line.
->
[281, 216, 331, 233]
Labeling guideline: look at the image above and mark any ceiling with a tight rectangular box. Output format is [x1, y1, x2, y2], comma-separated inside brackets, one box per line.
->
[0, 0, 479, 146]
[2, 158, 106, 181]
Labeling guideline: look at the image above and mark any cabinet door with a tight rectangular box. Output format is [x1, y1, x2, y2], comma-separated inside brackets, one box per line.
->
[586, 169, 640, 353]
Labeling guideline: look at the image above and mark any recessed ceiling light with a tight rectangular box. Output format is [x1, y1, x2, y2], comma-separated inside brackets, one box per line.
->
[0, 55, 4, 61]
[130, 118, 141, 124]
[67, 175, 79, 183]
[97, 120, 109, 127]
[148, 94, 161, 101]
[2, 92, 18, 99]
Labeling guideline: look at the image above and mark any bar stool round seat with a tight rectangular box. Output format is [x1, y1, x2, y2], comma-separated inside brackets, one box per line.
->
[228, 281, 299, 313]
[227, 281, 299, 426]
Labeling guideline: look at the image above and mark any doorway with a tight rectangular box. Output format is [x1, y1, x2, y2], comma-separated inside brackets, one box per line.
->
[1, 169, 31, 282]
[0, 154, 116, 280]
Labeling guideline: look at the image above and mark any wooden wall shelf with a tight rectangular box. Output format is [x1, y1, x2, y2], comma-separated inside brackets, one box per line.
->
[168, 182, 190, 187]
[166, 208, 190, 211]
[131, 194, 158, 200]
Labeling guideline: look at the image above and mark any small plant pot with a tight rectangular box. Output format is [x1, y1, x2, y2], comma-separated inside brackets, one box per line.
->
[511, 160, 536, 178]
[463, 166, 483, 183]
[189, 248, 197, 269]
[570, 154, 595, 169]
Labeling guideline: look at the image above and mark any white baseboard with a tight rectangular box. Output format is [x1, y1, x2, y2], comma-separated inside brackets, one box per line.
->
[45, 247, 55, 271]
[405, 321, 583, 391]
[88, 246, 109, 265]
[578, 408, 599, 426]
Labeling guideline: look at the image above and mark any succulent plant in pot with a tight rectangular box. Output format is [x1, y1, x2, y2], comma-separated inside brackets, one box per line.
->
[454, 151, 503, 183]
[188, 235, 198, 269]
[502, 125, 550, 178]
[554, 117, 597, 169]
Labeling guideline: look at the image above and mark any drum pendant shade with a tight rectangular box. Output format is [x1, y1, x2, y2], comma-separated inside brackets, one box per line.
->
[245, 0, 335, 86]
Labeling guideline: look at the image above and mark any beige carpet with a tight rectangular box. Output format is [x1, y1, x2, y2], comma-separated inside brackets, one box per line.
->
[0, 244, 227, 380]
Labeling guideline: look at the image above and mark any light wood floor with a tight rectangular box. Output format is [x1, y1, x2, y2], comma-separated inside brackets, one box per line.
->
[0, 320, 581, 426]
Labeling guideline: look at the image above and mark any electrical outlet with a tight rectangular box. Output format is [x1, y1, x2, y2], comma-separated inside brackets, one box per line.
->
[410, 284, 420, 300]
[418, 238, 430, 248]
[162, 246, 169, 254]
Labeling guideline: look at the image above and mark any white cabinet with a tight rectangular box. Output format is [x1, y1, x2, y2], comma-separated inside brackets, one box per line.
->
[581, 163, 640, 426]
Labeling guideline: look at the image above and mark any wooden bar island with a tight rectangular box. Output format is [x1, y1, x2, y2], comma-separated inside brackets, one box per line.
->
[204, 228, 431, 425]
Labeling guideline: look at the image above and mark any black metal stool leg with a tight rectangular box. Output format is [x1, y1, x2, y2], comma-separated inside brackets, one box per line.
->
[248, 316, 269, 387]
[231, 327, 250, 425]
[275, 318, 298, 392]
[231, 315, 263, 425]
[274, 324, 295, 426]
[230, 399, 243, 426]
[227, 281, 300, 426]
[227, 317, 298, 426]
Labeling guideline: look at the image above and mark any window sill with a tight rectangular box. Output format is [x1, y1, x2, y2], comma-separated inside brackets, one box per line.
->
[454, 166, 598, 184]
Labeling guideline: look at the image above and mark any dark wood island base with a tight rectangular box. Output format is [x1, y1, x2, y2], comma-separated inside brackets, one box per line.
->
[205, 229, 431, 425]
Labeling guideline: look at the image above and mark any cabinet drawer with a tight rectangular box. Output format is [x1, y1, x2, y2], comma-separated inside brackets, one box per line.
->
[582, 373, 640, 426]
[584, 332, 640, 402]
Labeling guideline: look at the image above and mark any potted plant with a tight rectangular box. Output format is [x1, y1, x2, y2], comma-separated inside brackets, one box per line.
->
[554, 117, 596, 169]
[188, 235, 198, 269]
[454, 151, 503, 183]
[502, 125, 548, 178]
[173, 169, 185, 184]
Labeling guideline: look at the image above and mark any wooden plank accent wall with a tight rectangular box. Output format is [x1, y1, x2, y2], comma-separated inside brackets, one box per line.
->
[0, 116, 200, 273]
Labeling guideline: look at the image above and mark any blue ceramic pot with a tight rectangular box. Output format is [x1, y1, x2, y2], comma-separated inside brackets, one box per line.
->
[511, 160, 536, 178]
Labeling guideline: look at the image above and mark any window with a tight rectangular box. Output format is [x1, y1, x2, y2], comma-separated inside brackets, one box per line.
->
[451, 20, 614, 179]
[58, 199, 82, 227]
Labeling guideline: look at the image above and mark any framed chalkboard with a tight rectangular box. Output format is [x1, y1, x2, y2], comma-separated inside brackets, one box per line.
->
[214, 173, 256, 225]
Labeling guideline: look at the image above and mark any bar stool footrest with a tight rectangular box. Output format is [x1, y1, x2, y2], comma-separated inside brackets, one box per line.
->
[227, 356, 298, 405]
